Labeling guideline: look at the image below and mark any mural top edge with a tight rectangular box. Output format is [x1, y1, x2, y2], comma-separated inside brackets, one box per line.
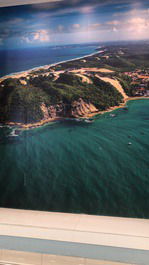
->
[0, 0, 58, 8]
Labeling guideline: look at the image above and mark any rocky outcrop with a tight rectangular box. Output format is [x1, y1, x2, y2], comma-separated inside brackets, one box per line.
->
[71, 98, 98, 117]
[40, 103, 64, 119]
[40, 103, 50, 119]
[40, 98, 98, 120]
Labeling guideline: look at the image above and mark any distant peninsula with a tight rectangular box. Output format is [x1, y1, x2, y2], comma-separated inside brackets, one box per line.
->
[0, 42, 149, 129]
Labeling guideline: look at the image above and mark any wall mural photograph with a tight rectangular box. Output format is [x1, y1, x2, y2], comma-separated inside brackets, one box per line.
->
[0, 0, 149, 218]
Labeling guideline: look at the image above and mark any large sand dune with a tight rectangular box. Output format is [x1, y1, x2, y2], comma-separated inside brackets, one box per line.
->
[75, 73, 93, 84]
[70, 68, 114, 74]
[96, 75, 128, 99]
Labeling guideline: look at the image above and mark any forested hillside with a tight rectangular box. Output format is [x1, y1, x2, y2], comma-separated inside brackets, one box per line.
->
[0, 73, 123, 124]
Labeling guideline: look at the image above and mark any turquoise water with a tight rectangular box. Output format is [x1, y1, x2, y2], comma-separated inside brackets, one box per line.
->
[0, 99, 149, 218]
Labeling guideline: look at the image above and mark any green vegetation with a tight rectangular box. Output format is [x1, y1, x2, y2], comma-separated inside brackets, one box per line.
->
[0, 80, 50, 123]
[116, 74, 135, 97]
[52, 42, 149, 73]
[0, 72, 123, 124]
[1, 42, 148, 124]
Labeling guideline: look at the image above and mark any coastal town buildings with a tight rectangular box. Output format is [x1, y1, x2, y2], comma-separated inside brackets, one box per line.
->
[124, 69, 149, 96]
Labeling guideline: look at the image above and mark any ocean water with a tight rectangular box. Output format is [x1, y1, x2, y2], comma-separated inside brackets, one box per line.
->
[0, 43, 99, 77]
[0, 99, 148, 218]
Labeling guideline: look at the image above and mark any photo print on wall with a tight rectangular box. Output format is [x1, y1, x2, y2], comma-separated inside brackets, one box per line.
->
[0, 0, 149, 218]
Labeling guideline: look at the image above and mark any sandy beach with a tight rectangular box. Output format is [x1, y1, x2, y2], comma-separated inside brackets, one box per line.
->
[0, 50, 105, 84]
[6, 117, 63, 129]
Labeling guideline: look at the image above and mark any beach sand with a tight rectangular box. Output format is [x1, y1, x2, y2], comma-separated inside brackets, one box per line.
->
[75, 73, 93, 84]
[0, 50, 105, 84]
[95, 75, 128, 99]
[6, 117, 63, 129]
[70, 68, 114, 74]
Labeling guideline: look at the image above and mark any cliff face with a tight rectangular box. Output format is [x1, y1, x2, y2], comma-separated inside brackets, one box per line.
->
[41, 103, 64, 119]
[0, 70, 123, 125]
[40, 98, 98, 120]
[71, 98, 98, 117]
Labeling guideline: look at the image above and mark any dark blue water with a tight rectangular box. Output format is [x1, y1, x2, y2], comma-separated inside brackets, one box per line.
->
[0, 43, 99, 77]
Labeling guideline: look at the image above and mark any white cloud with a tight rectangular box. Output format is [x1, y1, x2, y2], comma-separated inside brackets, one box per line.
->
[72, 24, 81, 29]
[80, 5, 94, 14]
[124, 16, 149, 39]
[22, 29, 50, 44]
[113, 27, 118, 32]
[107, 20, 120, 26]
[127, 17, 148, 28]
[104, 11, 149, 38]
[34, 29, 50, 42]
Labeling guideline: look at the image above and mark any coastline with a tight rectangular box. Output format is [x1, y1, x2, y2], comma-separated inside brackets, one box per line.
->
[4, 96, 149, 130]
[0, 49, 105, 83]
[86, 96, 149, 117]
[0, 47, 148, 131]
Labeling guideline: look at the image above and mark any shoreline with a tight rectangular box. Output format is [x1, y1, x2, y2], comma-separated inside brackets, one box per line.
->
[0, 47, 148, 131]
[4, 96, 149, 130]
[0, 49, 105, 83]
[75, 96, 149, 119]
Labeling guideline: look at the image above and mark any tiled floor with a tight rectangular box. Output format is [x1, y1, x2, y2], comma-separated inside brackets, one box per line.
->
[0, 249, 135, 265]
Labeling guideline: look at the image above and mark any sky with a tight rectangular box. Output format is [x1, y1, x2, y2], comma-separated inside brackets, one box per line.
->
[0, 0, 149, 49]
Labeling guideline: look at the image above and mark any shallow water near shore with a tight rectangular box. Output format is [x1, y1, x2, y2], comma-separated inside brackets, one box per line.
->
[0, 99, 149, 218]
